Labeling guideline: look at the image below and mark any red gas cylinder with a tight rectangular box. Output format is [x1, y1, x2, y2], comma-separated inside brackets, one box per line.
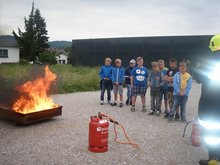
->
[191, 121, 202, 146]
[88, 115, 109, 152]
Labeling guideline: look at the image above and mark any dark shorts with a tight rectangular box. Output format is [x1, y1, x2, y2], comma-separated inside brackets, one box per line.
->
[132, 86, 147, 97]
[160, 89, 168, 101]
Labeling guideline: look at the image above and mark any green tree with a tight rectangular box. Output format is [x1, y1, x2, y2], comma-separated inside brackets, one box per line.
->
[38, 50, 57, 65]
[12, 3, 49, 61]
[64, 47, 73, 64]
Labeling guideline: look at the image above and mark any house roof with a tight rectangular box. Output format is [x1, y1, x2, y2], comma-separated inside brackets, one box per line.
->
[0, 35, 19, 47]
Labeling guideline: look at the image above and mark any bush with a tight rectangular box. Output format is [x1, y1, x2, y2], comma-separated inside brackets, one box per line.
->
[39, 51, 57, 65]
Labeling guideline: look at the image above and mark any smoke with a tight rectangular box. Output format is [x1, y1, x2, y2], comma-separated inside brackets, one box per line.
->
[0, 76, 20, 108]
[0, 65, 58, 109]
[0, 25, 12, 36]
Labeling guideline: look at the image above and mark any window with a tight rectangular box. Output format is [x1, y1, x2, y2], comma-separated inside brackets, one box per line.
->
[0, 49, 8, 58]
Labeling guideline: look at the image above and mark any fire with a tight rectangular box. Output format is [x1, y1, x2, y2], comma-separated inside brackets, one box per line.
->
[12, 65, 58, 114]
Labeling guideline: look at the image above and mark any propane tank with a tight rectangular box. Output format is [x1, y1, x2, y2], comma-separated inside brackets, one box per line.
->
[88, 115, 109, 152]
[191, 121, 202, 146]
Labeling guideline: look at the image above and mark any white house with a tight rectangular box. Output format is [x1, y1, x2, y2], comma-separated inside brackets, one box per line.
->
[56, 53, 68, 64]
[0, 35, 20, 64]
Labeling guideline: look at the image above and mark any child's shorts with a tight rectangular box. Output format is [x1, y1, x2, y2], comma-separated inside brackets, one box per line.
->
[113, 85, 123, 95]
[132, 86, 147, 97]
[160, 89, 168, 101]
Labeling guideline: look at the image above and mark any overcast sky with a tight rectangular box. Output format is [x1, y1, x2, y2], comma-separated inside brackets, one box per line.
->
[0, 0, 220, 41]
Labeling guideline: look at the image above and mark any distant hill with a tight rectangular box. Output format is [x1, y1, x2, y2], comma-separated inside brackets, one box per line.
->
[48, 41, 71, 49]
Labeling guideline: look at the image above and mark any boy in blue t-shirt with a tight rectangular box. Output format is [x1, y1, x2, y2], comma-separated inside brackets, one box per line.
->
[130, 57, 148, 112]
[99, 57, 112, 105]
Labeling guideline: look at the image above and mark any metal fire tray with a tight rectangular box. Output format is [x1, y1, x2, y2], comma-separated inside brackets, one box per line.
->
[0, 106, 62, 125]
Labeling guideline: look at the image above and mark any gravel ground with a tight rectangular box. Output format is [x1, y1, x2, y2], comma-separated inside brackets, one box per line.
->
[0, 82, 208, 165]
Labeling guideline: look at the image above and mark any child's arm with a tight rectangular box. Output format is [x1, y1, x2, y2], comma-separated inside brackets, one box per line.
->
[173, 74, 181, 95]
[109, 67, 112, 80]
[119, 68, 125, 84]
[130, 76, 134, 87]
[125, 67, 129, 76]
[112, 68, 115, 84]
[184, 75, 192, 96]
[148, 73, 151, 87]
[99, 67, 104, 80]
[130, 69, 135, 87]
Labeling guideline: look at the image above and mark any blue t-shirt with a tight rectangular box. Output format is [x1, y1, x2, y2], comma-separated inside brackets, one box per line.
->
[131, 66, 148, 87]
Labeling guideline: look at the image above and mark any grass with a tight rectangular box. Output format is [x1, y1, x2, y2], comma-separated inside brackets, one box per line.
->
[0, 64, 100, 94]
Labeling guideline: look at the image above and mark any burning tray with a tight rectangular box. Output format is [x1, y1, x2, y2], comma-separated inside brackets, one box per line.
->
[0, 106, 62, 125]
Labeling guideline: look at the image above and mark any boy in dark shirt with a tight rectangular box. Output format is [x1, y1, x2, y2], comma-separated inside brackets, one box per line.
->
[165, 58, 180, 119]
[125, 59, 136, 105]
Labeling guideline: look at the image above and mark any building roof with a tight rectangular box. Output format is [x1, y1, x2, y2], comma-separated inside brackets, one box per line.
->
[0, 35, 19, 47]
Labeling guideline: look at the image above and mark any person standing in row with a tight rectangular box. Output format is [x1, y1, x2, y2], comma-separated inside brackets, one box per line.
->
[125, 59, 136, 105]
[130, 57, 149, 112]
[148, 62, 162, 116]
[99, 57, 113, 105]
[111, 58, 124, 107]
[158, 60, 169, 114]
[168, 62, 192, 122]
[165, 58, 180, 119]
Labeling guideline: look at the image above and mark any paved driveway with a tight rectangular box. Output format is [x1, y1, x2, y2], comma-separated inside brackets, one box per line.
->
[0, 82, 207, 165]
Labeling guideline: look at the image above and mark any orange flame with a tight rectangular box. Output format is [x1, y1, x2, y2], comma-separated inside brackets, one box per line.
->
[12, 65, 58, 114]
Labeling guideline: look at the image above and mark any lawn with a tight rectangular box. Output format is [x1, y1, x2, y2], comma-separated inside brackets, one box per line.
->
[0, 64, 100, 94]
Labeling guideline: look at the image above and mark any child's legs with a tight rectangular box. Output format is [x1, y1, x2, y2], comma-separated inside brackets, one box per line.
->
[132, 96, 137, 106]
[169, 95, 180, 118]
[163, 90, 168, 110]
[141, 96, 146, 106]
[118, 85, 123, 102]
[126, 84, 131, 100]
[100, 81, 105, 101]
[155, 90, 161, 112]
[131, 86, 137, 106]
[150, 90, 156, 110]
[160, 90, 163, 109]
[180, 96, 188, 120]
[140, 87, 147, 106]
[113, 85, 118, 102]
[106, 83, 111, 101]
[168, 91, 174, 111]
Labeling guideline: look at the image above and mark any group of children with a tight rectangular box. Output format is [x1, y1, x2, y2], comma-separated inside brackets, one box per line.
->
[99, 57, 192, 122]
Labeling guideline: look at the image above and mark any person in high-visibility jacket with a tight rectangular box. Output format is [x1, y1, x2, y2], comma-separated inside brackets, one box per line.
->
[194, 34, 220, 165]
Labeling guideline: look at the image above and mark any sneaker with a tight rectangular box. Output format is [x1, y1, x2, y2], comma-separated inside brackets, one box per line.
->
[100, 100, 104, 105]
[142, 106, 147, 112]
[131, 106, 135, 112]
[119, 103, 123, 108]
[199, 159, 209, 165]
[149, 109, 154, 115]
[164, 113, 169, 118]
[180, 119, 187, 123]
[168, 117, 173, 123]
[111, 102, 117, 106]
[156, 111, 160, 116]
[126, 99, 129, 105]
[175, 114, 180, 121]
[164, 109, 168, 114]
[107, 100, 111, 104]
